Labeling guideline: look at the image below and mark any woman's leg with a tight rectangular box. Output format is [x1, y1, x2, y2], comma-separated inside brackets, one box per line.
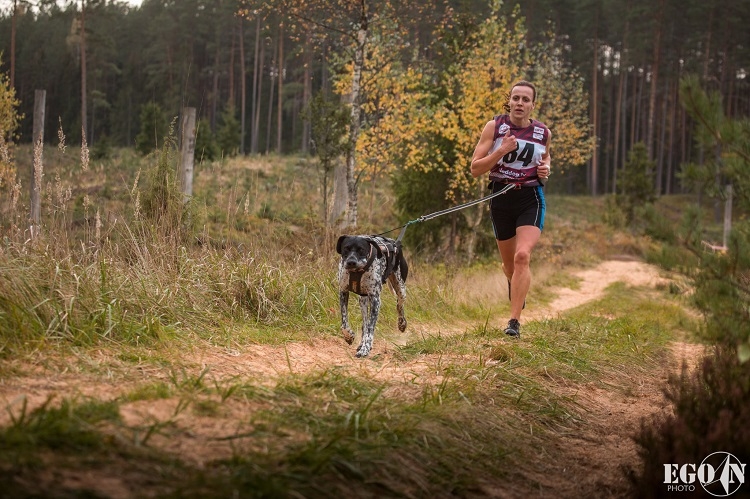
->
[498, 237, 515, 282]
[497, 225, 541, 320]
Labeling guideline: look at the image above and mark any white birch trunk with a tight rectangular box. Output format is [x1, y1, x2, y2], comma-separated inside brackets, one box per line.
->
[343, 27, 367, 228]
[331, 157, 348, 226]
[464, 183, 486, 261]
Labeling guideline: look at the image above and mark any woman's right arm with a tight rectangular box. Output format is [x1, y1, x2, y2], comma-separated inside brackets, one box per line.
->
[470, 120, 516, 178]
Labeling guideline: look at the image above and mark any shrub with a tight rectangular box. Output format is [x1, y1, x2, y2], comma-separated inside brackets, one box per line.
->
[617, 142, 656, 223]
[135, 102, 169, 155]
[216, 105, 241, 158]
[195, 118, 219, 163]
[602, 194, 628, 229]
[139, 126, 199, 241]
[691, 220, 750, 347]
[391, 164, 461, 255]
[0, 61, 20, 200]
[0, 59, 20, 142]
[640, 204, 677, 244]
[91, 135, 113, 160]
[627, 347, 750, 497]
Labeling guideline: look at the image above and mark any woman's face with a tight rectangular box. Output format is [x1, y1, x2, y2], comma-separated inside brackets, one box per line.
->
[509, 85, 535, 122]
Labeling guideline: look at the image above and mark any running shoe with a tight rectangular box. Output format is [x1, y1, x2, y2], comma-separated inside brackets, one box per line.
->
[504, 318, 521, 338]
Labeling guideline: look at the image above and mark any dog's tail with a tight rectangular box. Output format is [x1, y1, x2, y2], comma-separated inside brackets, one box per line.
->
[397, 249, 408, 282]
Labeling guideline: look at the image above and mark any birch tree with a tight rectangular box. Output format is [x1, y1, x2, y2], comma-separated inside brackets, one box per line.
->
[243, 0, 414, 227]
[357, 2, 591, 256]
[0, 64, 20, 203]
[530, 33, 594, 174]
[355, 3, 517, 254]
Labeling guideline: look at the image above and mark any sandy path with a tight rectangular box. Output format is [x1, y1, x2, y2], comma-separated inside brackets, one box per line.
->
[527, 259, 672, 321]
[180, 258, 706, 497]
[0, 260, 694, 412]
[511, 260, 703, 497]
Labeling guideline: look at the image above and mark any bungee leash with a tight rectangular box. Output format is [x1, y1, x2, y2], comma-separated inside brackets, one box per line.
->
[375, 182, 518, 243]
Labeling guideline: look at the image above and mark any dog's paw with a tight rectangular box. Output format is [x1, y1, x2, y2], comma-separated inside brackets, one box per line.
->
[398, 317, 407, 332]
[342, 328, 355, 345]
[355, 346, 370, 358]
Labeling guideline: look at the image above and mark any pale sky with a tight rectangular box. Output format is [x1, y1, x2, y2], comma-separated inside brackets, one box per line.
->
[1, 1, 144, 8]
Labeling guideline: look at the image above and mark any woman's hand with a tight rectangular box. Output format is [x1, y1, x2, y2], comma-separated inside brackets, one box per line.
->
[538, 154, 551, 180]
[499, 130, 517, 157]
[538, 132, 552, 181]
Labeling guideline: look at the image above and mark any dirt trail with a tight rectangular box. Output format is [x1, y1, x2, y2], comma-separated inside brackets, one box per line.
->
[527, 258, 672, 321]
[512, 260, 702, 497]
[226, 259, 700, 497]
[0, 259, 705, 498]
[192, 259, 685, 377]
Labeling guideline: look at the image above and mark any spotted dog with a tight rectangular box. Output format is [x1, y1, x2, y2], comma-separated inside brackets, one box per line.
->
[336, 235, 408, 358]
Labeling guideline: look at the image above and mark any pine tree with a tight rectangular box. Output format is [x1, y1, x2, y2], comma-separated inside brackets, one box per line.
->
[216, 105, 241, 158]
[627, 75, 750, 496]
[135, 103, 169, 156]
[677, 75, 750, 352]
[304, 91, 349, 223]
[194, 118, 219, 163]
[617, 142, 656, 223]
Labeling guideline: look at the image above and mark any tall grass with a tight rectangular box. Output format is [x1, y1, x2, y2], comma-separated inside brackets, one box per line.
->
[1, 141, 294, 347]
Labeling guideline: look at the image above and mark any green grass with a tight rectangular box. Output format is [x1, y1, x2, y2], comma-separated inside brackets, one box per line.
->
[0, 146, 690, 356]
[121, 381, 173, 402]
[2, 397, 121, 460]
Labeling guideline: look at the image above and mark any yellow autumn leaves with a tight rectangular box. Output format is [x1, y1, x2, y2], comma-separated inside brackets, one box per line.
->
[335, 4, 592, 211]
[0, 66, 20, 196]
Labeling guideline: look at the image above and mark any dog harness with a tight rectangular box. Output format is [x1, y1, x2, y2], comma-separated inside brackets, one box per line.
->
[347, 237, 401, 296]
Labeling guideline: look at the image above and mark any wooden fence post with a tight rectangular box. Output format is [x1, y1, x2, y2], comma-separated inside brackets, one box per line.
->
[179, 107, 196, 199]
[30, 89, 45, 237]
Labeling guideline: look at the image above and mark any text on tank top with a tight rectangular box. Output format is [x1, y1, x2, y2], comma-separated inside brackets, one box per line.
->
[488, 115, 549, 187]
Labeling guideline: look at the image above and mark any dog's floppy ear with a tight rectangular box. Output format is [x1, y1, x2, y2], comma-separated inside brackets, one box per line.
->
[336, 235, 348, 254]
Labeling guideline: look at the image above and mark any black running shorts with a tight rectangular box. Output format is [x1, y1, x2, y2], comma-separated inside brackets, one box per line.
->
[489, 183, 546, 241]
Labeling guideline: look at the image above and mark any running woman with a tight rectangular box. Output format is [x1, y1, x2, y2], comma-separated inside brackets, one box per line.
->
[470, 80, 551, 338]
